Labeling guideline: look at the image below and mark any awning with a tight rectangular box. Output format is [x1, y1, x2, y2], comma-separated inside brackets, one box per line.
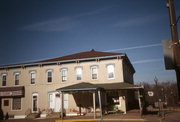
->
[0, 86, 25, 98]
[56, 82, 143, 93]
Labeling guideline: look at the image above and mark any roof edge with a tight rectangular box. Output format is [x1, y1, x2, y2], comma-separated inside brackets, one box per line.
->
[0, 54, 125, 70]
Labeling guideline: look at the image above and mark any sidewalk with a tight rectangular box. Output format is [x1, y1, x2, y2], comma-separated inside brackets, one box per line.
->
[55, 113, 147, 122]
[55, 111, 180, 122]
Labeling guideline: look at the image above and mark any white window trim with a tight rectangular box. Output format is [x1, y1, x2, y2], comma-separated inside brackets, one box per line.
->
[90, 66, 98, 80]
[11, 98, 22, 111]
[1, 73, 7, 87]
[3, 99, 10, 107]
[14, 72, 20, 86]
[29, 70, 36, 85]
[63, 94, 69, 109]
[75, 66, 83, 81]
[46, 69, 53, 84]
[106, 64, 115, 80]
[60, 68, 68, 82]
[32, 93, 38, 113]
[48, 93, 53, 109]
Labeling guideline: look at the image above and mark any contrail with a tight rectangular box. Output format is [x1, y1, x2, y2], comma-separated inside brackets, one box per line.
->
[105, 43, 162, 52]
[132, 58, 163, 64]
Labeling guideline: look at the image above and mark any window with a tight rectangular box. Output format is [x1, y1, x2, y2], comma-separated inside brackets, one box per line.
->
[75, 67, 82, 80]
[47, 71, 52, 83]
[2, 74, 7, 86]
[91, 66, 98, 80]
[3, 100, 9, 106]
[12, 98, 21, 110]
[14, 73, 20, 85]
[107, 64, 115, 79]
[49, 94, 54, 109]
[61, 69, 67, 82]
[30, 71, 36, 84]
[64, 94, 68, 109]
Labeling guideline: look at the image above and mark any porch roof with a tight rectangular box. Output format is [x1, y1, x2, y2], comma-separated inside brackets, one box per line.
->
[56, 82, 142, 92]
[56, 82, 101, 92]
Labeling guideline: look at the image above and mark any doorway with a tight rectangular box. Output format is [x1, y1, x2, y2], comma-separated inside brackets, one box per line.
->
[32, 93, 38, 113]
[49, 92, 61, 112]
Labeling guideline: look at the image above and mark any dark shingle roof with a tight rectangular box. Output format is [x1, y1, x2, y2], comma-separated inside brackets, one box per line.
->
[57, 82, 141, 92]
[0, 49, 129, 70]
[56, 82, 100, 92]
[39, 49, 124, 62]
[97, 82, 138, 90]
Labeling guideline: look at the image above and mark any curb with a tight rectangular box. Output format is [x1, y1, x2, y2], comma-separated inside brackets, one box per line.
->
[55, 118, 147, 122]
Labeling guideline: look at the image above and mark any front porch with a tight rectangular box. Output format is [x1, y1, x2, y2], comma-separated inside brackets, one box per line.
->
[56, 82, 144, 119]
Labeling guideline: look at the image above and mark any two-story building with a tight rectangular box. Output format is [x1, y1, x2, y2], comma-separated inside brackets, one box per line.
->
[0, 49, 142, 119]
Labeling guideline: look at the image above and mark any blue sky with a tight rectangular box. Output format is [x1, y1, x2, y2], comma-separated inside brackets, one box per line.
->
[0, 0, 180, 84]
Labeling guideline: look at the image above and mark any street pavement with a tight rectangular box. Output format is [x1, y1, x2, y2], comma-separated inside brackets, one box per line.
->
[1, 111, 180, 122]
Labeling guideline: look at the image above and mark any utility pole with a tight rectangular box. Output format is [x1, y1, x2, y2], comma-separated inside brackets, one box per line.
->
[166, 0, 180, 101]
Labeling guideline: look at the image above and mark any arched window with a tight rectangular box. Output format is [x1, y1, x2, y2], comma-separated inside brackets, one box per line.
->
[32, 93, 38, 113]
[14, 72, 20, 86]
[1, 73, 7, 86]
[75, 67, 83, 80]
[46, 69, 53, 83]
[29, 71, 36, 84]
[61, 68, 68, 82]
[107, 64, 115, 79]
[91, 66, 98, 80]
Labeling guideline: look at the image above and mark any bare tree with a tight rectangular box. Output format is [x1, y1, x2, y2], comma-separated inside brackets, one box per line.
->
[143, 80, 179, 107]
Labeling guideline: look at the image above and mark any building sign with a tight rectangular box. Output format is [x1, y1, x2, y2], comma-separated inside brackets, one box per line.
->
[148, 91, 154, 97]
[0, 86, 24, 98]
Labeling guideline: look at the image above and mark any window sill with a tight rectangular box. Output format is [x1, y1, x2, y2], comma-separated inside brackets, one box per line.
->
[61, 81, 67, 83]
[11, 109, 22, 111]
[108, 78, 115, 80]
[46, 82, 53, 85]
[30, 84, 36, 86]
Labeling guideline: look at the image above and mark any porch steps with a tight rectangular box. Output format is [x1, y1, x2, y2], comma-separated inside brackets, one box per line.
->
[47, 112, 61, 118]
[26, 113, 40, 119]
[85, 112, 100, 116]
[127, 109, 140, 113]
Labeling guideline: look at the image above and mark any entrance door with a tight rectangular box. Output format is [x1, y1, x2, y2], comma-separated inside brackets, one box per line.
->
[32, 93, 38, 113]
[49, 92, 61, 112]
[49, 93, 54, 109]
[54, 93, 61, 112]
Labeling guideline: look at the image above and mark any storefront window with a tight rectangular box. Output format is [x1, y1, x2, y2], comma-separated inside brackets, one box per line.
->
[12, 98, 21, 110]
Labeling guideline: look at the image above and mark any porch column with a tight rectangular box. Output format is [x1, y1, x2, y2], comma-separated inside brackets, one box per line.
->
[93, 92, 96, 119]
[138, 89, 142, 116]
[60, 92, 64, 119]
[119, 91, 126, 114]
[0, 98, 1, 109]
[98, 90, 103, 120]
